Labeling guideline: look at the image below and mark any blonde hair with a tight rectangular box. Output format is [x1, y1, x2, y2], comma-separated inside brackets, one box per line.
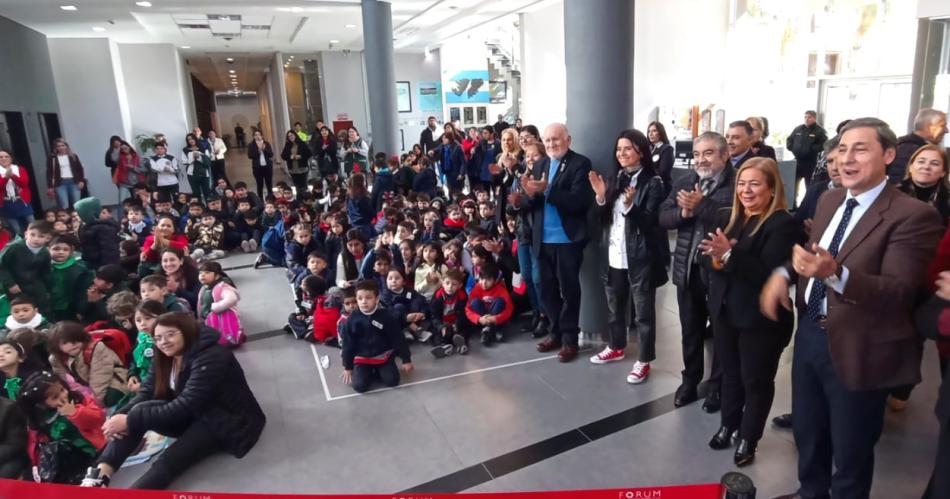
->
[724, 157, 787, 236]
[500, 128, 522, 156]
[904, 144, 950, 190]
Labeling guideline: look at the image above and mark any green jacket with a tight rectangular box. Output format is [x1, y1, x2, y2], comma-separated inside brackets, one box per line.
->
[0, 240, 51, 313]
[50, 255, 94, 322]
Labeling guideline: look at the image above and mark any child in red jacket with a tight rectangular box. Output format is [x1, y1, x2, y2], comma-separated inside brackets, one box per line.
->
[430, 268, 469, 358]
[465, 261, 512, 346]
[285, 275, 341, 347]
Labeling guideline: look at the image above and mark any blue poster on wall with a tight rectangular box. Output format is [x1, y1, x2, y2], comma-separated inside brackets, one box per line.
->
[445, 70, 490, 104]
[418, 81, 443, 112]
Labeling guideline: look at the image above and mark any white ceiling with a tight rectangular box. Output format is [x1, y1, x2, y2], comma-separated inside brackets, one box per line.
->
[0, 0, 550, 92]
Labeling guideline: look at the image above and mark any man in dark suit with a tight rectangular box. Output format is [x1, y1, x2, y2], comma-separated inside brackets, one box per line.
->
[521, 123, 594, 362]
[419, 116, 442, 156]
[794, 137, 842, 239]
[762, 118, 944, 499]
[786, 111, 828, 202]
[726, 121, 756, 170]
[659, 131, 735, 410]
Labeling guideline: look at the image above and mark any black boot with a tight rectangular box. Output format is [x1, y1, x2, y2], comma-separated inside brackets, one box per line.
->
[734, 438, 757, 467]
[531, 315, 549, 338]
[521, 312, 540, 333]
[708, 426, 737, 450]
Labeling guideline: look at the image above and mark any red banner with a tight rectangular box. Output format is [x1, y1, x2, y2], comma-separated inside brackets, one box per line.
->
[0, 480, 722, 499]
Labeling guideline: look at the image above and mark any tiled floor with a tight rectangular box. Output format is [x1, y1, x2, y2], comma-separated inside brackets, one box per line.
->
[109, 157, 942, 497]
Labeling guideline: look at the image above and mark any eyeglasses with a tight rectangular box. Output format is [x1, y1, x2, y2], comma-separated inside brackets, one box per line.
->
[153, 330, 181, 344]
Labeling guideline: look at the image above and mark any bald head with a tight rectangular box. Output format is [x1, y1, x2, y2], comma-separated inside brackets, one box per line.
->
[543, 123, 571, 160]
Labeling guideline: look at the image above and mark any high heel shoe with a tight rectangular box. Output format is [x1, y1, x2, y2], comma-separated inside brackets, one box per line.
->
[708, 426, 737, 450]
[734, 438, 757, 467]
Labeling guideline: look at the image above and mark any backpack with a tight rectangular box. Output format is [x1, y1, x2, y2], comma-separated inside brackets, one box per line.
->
[81, 328, 133, 367]
[260, 218, 287, 266]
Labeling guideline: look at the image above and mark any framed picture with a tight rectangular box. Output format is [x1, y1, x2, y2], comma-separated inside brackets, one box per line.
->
[396, 81, 412, 113]
[489, 80, 507, 104]
[449, 107, 461, 123]
[463, 107, 474, 125]
[476, 106, 487, 124]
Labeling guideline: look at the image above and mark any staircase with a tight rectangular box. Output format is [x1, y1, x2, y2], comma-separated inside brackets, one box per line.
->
[486, 39, 521, 120]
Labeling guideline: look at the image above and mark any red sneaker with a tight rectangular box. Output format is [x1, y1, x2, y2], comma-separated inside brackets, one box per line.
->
[589, 346, 625, 364]
[626, 361, 650, 384]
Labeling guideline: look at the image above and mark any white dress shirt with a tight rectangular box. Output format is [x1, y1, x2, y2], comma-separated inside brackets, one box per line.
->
[597, 169, 641, 270]
[803, 179, 888, 315]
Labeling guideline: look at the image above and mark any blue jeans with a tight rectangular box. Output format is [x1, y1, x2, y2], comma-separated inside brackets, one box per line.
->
[55, 179, 82, 208]
[516, 241, 542, 310]
[4, 213, 34, 236]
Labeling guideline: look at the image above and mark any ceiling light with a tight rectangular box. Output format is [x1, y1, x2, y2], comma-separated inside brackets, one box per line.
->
[92, 26, 106, 32]
[60, 5, 77, 11]
[329, 39, 339, 44]
[135, 1, 152, 7]
[226, 57, 235, 63]
[290, 7, 303, 13]
[181, 45, 191, 49]
[345, 24, 356, 29]
[229, 69, 236, 73]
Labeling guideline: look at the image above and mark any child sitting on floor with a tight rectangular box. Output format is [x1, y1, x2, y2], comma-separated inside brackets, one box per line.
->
[1, 297, 50, 339]
[47, 321, 130, 409]
[414, 241, 447, 301]
[341, 280, 412, 393]
[381, 268, 431, 344]
[430, 268, 469, 358]
[49, 233, 94, 322]
[465, 260, 513, 346]
[197, 262, 244, 346]
[139, 274, 190, 314]
[126, 300, 165, 393]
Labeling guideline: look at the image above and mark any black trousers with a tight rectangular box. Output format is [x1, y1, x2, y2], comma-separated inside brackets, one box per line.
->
[210, 159, 229, 186]
[713, 308, 790, 441]
[923, 415, 950, 499]
[98, 416, 222, 490]
[352, 357, 400, 393]
[537, 241, 585, 347]
[252, 165, 273, 199]
[792, 317, 889, 499]
[290, 172, 309, 195]
[675, 263, 721, 390]
[605, 266, 657, 361]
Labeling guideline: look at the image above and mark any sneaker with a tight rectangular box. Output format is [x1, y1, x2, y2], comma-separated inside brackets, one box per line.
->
[417, 329, 434, 343]
[253, 254, 267, 269]
[282, 323, 293, 335]
[80, 467, 110, 488]
[431, 344, 454, 358]
[480, 327, 494, 345]
[208, 249, 226, 260]
[403, 329, 415, 342]
[590, 346, 626, 365]
[191, 248, 205, 261]
[248, 239, 258, 252]
[453, 333, 468, 355]
[626, 361, 651, 384]
[495, 330, 504, 343]
[240, 240, 251, 253]
[324, 337, 340, 348]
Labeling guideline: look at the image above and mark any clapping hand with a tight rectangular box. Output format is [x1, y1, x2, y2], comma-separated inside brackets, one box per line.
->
[523, 172, 548, 197]
[791, 243, 837, 280]
[698, 228, 736, 261]
[677, 184, 704, 217]
[588, 171, 607, 201]
[621, 186, 636, 208]
[937, 271, 950, 301]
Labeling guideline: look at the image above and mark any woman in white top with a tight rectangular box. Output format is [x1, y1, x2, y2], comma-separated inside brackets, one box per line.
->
[46, 138, 86, 209]
[206, 129, 229, 186]
[0, 149, 35, 235]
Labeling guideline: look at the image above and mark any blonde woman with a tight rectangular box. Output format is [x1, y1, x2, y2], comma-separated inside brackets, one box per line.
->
[699, 157, 799, 467]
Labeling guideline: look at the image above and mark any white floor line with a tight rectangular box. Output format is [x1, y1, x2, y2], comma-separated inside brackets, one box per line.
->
[311, 343, 334, 402]
[320, 352, 561, 402]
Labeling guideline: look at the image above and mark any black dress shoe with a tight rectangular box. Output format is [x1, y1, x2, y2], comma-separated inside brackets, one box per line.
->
[531, 317, 549, 338]
[521, 313, 540, 333]
[772, 413, 793, 429]
[674, 384, 699, 407]
[734, 438, 756, 467]
[702, 390, 721, 413]
[708, 426, 737, 450]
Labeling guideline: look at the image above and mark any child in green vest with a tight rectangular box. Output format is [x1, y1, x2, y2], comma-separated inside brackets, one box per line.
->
[48, 233, 94, 322]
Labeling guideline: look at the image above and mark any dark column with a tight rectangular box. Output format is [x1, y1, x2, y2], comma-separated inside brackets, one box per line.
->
[361, 0, 399, 154]
[563, 0, 634, 335]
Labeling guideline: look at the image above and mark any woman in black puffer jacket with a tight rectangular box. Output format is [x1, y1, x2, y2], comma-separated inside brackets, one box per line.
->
[81, 312, 265, 490]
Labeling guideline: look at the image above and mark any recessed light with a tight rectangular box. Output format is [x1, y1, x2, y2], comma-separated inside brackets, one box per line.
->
[229, 69, 236, 74]
[181, 45, 191, 49]
[226, 57, 235, 63]
[345, 24, 356, 29]
[60, 5, 77, 11]
[92, 26, 106, 32]
[135, 1, 152, 7]
[329, 39, 339, 43]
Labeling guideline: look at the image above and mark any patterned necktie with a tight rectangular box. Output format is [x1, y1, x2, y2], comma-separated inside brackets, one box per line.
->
[701, 178, 714, 195]
[805, 198, 859, 322]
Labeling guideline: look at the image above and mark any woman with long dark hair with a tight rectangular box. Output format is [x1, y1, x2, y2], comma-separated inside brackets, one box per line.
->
[587, 129, 669, 386]
[281, 130, 313, 195]
[647, 121, 674, 191]
[343, 127, 369, 179]
[0, 149, 34, 235]
[181, 133, 212, 203]
[314, 126, 339, 179]
[346, 173, 375, 240]
[158, 246, 201, 310]
[700, 157, 798, 466]
[46, 138, 86, 209]
[246, 129, 274, 199]
[80, 312, 265, 489]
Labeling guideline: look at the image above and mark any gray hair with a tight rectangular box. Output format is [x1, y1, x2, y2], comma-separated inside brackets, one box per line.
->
[694, 131, 728, 154]
[840, 117, 897, 150]
[914, 108, 947, 132]
[823, 135, 841, 155]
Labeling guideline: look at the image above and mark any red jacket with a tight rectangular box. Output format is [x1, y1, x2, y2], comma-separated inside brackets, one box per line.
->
[69, 397, 107, 451]
[141, 233, 189, 262]
[0, 165, 31, 207]
[465, 281, 513, 326]
[312, 295, 341, 343]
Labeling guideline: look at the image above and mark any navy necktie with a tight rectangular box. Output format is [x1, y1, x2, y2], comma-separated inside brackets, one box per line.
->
[806, 198, 859, 322]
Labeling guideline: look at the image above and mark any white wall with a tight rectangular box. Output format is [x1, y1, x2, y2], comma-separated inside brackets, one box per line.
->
[395, 51, 442, 152]
[320, 51, 370, 134]
[48, 38, 130, 204]
[919, 0, 950, 18]
[215, 95, 261, 145]
[118, 43, 190, 157]
[0, 16, 60, 207]
[520, 2, 567, 128]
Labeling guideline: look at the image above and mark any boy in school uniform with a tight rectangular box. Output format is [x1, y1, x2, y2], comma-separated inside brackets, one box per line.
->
[465, 260, 513, 346]
[341, 280, 412, 393]
[430, 268, 469, 358]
